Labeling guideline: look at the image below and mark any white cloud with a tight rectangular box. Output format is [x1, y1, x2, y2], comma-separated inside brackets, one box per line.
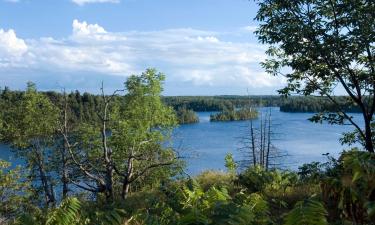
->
[71, 20, 125, 42]
[0, 29, 28, 67]
[72, 0, 120, 6]
[0, 20, 284, 90]
[3, 0, 20, 3]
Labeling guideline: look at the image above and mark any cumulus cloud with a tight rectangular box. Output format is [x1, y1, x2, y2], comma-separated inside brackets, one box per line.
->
[0, 20, 284, 91]
[72, 20, 125, 42]
[0, 29, 28, 67]
[71, 0, 120, 6]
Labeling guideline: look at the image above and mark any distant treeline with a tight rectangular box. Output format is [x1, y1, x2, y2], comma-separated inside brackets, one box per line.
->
[1, 87, 103, 124]
[162, 96, 283, 111]
[0, 87, 363, 124]
[163, 96, 363, 113]
[279, 96, 362, 113]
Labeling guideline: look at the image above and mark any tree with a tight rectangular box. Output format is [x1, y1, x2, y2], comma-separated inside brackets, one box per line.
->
[255, 0, 375, 152]
[0, 82, 60, 206]
[239, 110, 285, 170]
[111, 68, 180, 199]
[63, 69, 181, 202]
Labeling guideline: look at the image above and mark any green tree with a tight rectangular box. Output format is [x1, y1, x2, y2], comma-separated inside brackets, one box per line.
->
[64, 69, 181, 202]
[255, 0, 375, 152]
[1, 82, 60, 206]
[111, 68, 180, 199]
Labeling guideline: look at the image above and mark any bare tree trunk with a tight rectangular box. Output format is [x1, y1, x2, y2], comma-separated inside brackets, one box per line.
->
[262, 117, 267, 166]
[364, 116, 374, 153]
[260, 115, 264, 167]
[102, 102, 114, 203]
[61, 152, 69, 199]
[250, 119, 256, 166]
[265, 110, 272, 171]
[100, 84, 116, 203]
[61, 92, 69, 199]
[122, 154, 134, 199]
[35, 150, 55, 206]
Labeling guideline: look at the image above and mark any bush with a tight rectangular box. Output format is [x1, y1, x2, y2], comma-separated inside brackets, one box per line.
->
[195, 170, 234, 191]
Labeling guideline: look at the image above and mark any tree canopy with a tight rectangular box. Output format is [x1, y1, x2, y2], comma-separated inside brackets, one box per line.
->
[255, 0, 375, 152]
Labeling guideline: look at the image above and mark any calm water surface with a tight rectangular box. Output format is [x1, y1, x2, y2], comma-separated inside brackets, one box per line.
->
[0, 107, 362, 175]
[173, 107, 362, 174]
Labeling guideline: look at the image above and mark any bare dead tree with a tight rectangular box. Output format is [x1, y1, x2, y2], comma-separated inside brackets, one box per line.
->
[56, 84, 124, 203]
[238, 108, 287, 171]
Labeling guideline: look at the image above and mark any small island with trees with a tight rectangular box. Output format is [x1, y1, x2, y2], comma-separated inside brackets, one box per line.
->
[210, 108, 258, 122]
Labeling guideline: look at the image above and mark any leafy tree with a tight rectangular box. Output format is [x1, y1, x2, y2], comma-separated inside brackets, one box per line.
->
[112, 68, 180, 199]
[1, 82, 60, 206]
[255, 0, 375, 152]
[61, 69, 181, 202]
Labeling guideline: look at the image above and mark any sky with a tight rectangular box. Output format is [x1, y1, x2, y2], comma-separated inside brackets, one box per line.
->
[0, 0, 286, 95]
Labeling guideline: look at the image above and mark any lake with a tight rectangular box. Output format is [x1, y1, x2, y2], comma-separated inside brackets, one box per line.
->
[173, 107, 362, 174]
[0, 107, 363, 175]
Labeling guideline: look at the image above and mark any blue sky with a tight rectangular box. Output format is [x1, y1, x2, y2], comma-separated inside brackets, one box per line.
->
[0, 0, 285, 95]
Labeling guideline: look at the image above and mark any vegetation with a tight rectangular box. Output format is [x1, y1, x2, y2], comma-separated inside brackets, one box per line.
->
[163, 95, 282, 112]
[1, 72, 374, 224]
[210, 108, 258, 122]
[2, 148, 373, 224]
[279, 96, 362, 113]
[176, 107, 199, 124]
[255, 0, 375, 152]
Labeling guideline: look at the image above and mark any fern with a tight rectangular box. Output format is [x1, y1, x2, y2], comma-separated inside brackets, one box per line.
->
[284, 199, 328, 225]
[45, 197, 81, 225]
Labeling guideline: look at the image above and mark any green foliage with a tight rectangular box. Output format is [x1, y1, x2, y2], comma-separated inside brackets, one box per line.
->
[195, 170, 234, 191]
[224, 153, 237, 174]
[45, 198, 81, 225]
[111, 68, 181, 192]
[210, 108, 258, 122]
[280, 96, 362, 113]
[1, 82, 59, 148]
[176, 107, 199, 124]
[255, 0, 375, 152]
[16, 198, 81, 225]
[0, 83, 60, 206]
[0, 160, 30, 220]
[162, 95, 283, 112]
[284, 198, 328, 225]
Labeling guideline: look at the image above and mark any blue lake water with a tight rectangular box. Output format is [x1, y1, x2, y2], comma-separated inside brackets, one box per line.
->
[0, 107, 363, 175]
[172, 107, 362, 174]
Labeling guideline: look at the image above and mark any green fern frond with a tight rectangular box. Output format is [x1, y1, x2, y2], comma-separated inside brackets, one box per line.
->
[284, 199, 328, 225]
[45, 197, 81, 225]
